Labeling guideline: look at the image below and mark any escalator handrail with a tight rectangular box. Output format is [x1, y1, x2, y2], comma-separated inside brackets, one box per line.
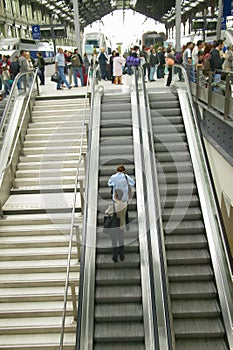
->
[174, 64, 233, 347]
[136, 66, 173, 350]
[131, 66, 158, 349]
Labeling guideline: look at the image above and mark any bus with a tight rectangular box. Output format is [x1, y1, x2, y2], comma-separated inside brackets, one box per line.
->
[140, 31, 166, 50]
[82, 32, 112, 60]
[0, 38, 55, 64]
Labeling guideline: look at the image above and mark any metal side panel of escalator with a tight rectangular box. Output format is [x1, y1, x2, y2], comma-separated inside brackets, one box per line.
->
[94, 92, 145, 350]
[147, 90, 230, 350]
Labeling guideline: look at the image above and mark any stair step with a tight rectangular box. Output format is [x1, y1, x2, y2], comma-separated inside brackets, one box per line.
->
[0, 333, 75, 348]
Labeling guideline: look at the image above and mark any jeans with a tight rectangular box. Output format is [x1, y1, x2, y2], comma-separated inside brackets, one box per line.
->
[73, 67, 84, 86]
[150, 65, 157, 81]
[57, 66, 70, 89]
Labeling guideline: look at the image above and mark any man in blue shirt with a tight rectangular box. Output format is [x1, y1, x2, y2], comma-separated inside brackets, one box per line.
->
[55, 47, 72, 90]
[108, 164, 135, 203]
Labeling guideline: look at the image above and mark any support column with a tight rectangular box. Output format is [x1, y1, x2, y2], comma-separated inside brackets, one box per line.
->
[216, 0, 223, 39]
[73, 0, 81, 53]
[175, 0, 181, 52]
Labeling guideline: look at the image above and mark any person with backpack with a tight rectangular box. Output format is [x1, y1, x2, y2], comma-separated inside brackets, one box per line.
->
[36, 51, 45, 85]
[210, 39, 225, 92]
[10, 55, 19, 81]
[71, 48, 84, 87]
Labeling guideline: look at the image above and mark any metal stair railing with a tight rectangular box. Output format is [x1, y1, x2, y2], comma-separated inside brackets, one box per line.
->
[0, 69, 39, 217]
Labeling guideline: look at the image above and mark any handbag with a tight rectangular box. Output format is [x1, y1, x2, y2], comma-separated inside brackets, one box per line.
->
[166, 57, 175, 66]
[103, 203, 120, 234]
[51, 72, 60, 83]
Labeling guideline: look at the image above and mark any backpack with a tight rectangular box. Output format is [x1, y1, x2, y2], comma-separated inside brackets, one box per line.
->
[126, 55, 140, 67]
[202, 56, 211, 76]
[10, 61, 19, 75]
[71, 54, 81, 67]
[175, 51, 183, 64]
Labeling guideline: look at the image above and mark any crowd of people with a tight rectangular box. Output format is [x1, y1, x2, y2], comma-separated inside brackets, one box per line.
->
[0, 50, 45, 95]
[89, 39, 233, 88]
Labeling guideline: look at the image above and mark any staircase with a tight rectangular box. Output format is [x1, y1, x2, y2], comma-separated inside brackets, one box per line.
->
[0, 97, 88, 349]
[148, 90, 228, 350]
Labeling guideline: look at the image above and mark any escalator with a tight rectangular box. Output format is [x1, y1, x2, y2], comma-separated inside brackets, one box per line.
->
[95, 92, 144, 349]
[147, 88, 230, 350]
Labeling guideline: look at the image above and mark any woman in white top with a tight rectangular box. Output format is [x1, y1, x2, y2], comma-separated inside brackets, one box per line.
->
[113, 53, 125, 85]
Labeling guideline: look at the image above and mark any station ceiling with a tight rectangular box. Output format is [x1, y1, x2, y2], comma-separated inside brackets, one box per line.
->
[59, 0, 218, 29]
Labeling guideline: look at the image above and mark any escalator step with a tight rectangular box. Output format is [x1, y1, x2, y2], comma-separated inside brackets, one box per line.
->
[94, 321, 144, 342]
[100, 127, 132, 137]
[95, 285, 142, 303]
[165, 234, 207, 249]
[96, 253, 140, 269]
[99, 154, 134, 166]
[175, 338, 228, 350]
[95, 303, 143, 322]
[154, 133, 187, 142]
[159, 183, 197, 196]
[152, 124, 185, 134]
[101, 103, 132, 112]
[151, 114, 183, 124]
[162, 194, 199, 208]
[96, 268, 141, 285]
[155, 142, 188, 152]
[163, 220, 204, 234]
[174, 317, 225, 338]
[167, 249, 210, 265]
[158, 172, 194, 184]
[169, 281, 217, 299]
[156, 151, 190, 162]
[157, 161, 193, 173]
[172, 299, 221, 318]
[168, 264, 213, 281]
[95, 343, 145, 350]
[162, 207, 202, 221]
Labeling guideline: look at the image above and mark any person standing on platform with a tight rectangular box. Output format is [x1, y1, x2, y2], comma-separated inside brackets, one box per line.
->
[18, 50, 28, 90]
[113, 53, 125, 85]
[71, 48, 84, 87]
[55, 47, 72, 90]
[98, 47, 108, 80]
[36, 52, 45, 85]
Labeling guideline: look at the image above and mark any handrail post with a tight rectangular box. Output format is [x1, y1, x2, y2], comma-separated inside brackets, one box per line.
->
[81, 152, 86, 173]
[0, 201, 3, 218]
[224, 74, 230, 120]
[70, 282, 77, 321]
[79, 179, 84, 215]
[75, 224, 81, 262]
